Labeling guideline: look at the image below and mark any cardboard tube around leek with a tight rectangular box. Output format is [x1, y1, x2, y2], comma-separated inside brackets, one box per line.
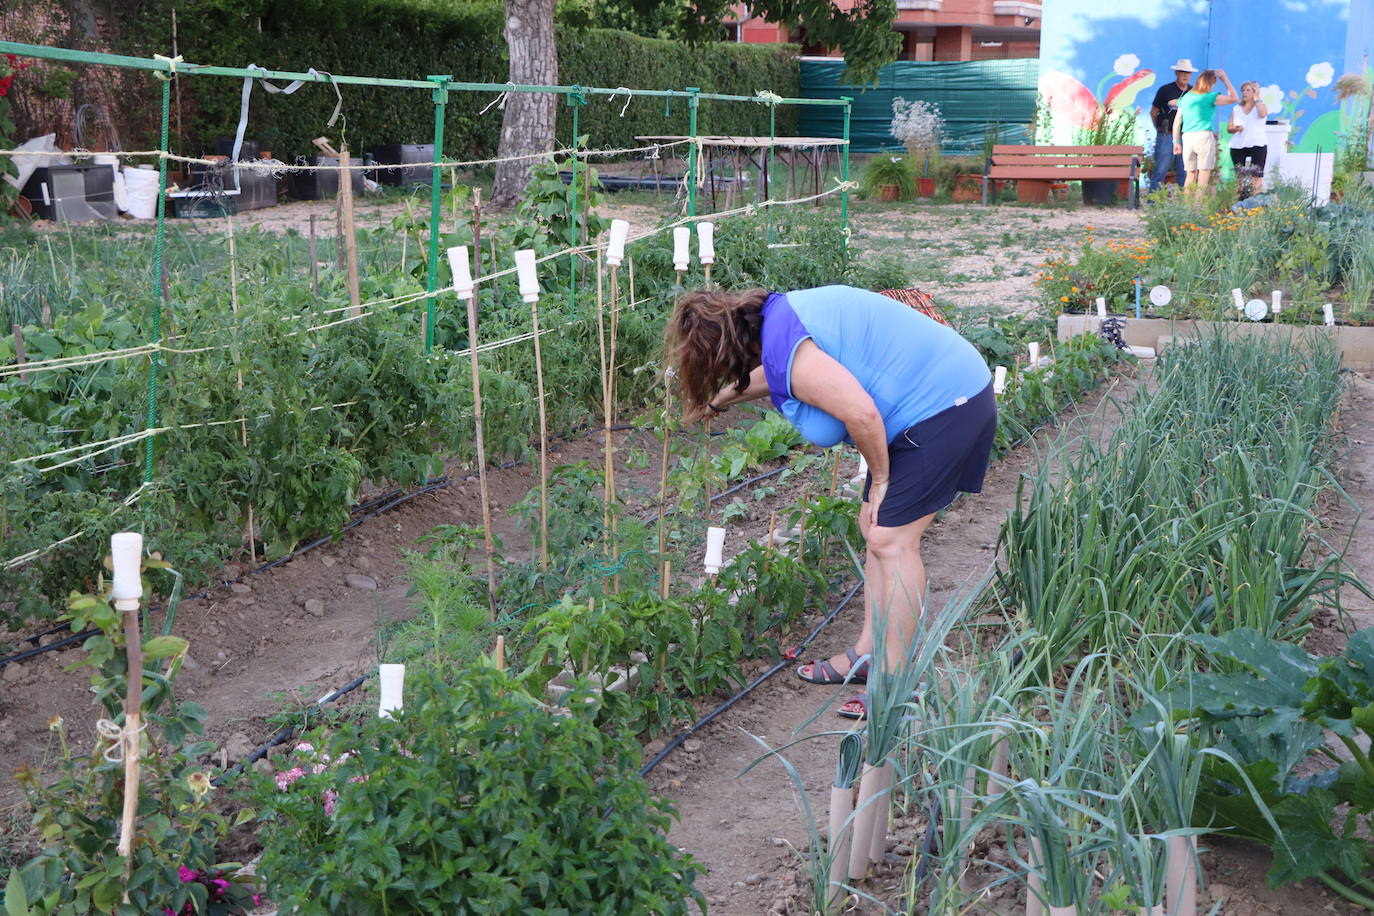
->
[848, 762, 881, 879]
[828, 785, 853, 906]
[988, 727, 1011, 796]
[1166, 835, 1197, 916]
[869, 760, 893, 862]
[1026, 836, 1044, 916]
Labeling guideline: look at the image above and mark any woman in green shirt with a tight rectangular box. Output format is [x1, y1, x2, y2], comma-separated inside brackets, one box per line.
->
[1172, 68, 1238, 198]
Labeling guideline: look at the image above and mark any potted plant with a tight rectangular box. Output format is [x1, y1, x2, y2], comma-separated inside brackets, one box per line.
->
[859, 155, 916, 202]
[890, 97, 943, 197]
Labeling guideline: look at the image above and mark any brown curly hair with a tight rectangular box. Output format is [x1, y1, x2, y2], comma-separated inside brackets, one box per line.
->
[664, 287, 770, 421]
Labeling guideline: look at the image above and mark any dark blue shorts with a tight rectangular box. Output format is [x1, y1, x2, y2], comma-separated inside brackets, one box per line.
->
[862, 381, 997, 527]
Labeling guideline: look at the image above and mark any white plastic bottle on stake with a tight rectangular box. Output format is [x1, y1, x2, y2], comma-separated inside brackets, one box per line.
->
[673, 226, 691, 273]
[704, 526, 726, 575]
[1096, 297, 1107, 318]
[514, 249, 540, 303]
[446, 246, 474, 300]
[378, 664, 406, 719]
[697, 222, 715, 264]
[1271, 290, 1282, 314]
[110, 532, 143, 605]
[606, 219, 630, 267]
[1028, 342, 1040, 369]
[1232, 288, 1245, 311]
[1324, 303, 1336, 326]
[993, 365, 1008, 395]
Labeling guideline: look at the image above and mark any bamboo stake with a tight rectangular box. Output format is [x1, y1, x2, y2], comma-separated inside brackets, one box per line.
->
[339, 145, 361, 316]
[457, 233, 498, 618]
[515, 251, 551, 572]
[660, 559, 671, 600]
[12, 324, 26, 382]
[109, 533, 144, 900]
[494, 634, 505, 671]
[657, 377, 672, 562]
[763, 511, 777, 574]
[829, 447, 841, 497]
[607, 261, 621, 590]
[227, 214, 255, 554]
[308, 214, 319, 296]
[597, 254, 612, 559]
[797, 490, 811, 565]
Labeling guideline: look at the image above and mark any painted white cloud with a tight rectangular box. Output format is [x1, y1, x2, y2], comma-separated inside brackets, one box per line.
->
[1306, 62, 1335, 88]
[1114, 53, 1141, 76]
[1039, 0, 1210, 82]
[1260, 84, 1284, 109]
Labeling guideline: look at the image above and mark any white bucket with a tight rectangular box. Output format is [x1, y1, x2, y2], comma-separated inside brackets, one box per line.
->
[121, 166, 160, 219]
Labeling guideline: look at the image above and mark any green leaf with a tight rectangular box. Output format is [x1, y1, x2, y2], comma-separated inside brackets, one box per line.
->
[141, 635, 188, 661]
[5, 866, 30, 916]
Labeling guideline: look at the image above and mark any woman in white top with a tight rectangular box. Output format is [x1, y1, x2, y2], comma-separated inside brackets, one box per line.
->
[1228, 81, 1269, 190]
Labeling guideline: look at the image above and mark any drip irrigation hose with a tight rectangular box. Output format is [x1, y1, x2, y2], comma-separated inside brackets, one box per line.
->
[640, 578, 863, 778]
[211, 673, 372, 786]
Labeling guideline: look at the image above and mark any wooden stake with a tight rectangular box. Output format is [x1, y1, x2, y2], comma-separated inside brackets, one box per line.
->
[657, 378, 673, 562]
[116, 597, 144, 894]
[597, 255, 612, 557]
[308, 214, 319, 296]
[494, 634, 505, 671]
[339, 145, 361, 316]
[764, 511, 777, 574]
[607, 259, 621, 592]
[530, 294, 551, 571]
[704, 263, 712, 287]
[227, 214, 255, 555]
[829, 448, 841, 497]
[462, 225, 498, 618]
[660, 559, 671, 600]
[797, 490, 811, 565]
[12, 324, 26, 382]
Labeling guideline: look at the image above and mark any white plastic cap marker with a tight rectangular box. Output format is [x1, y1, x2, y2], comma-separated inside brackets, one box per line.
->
[1272, 290, 1282, 314]
[697, 221, 716, 265]
[378, 664, 406, 719]
[446, 246, 474, 299]
[514, 249, 539, 303]
[993, 365, 1008, 395]
[110, 532, 143, 603]
[673, 226, 691, 272]
[1232, 288, 1245, 311]
[606, 219, 630, 266]
[704, 526, 726, 575]
[1324, 303, 1336, 326]
[1028, 342, 1040, 368]
[1096, 297, 1107, 318]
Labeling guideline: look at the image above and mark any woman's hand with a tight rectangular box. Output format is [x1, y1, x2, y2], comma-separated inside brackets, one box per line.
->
[865, 476, 889, 528]
[1173, 142, 1182, 155]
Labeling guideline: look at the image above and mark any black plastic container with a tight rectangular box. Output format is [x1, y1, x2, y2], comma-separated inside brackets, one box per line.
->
[287, 156, 366, 200]
[367, 144, 434, 186]
[20, 165, 116, 221]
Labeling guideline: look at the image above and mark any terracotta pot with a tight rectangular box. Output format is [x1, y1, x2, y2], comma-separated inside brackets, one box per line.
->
[953, 174, 983, 202]
[1018, 180, 1051, 204]
[916, 177, 936, 197]
[878, 183, 901, 202]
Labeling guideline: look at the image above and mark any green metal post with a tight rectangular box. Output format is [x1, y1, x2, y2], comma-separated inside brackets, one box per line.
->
[424, 75, 451, 353]
[840, 97, 853, 248]
[686, 87, 700, 218]
[145, 76, 171, 485]
[567, 88, 585, 313]
[766, 100, 777, 243]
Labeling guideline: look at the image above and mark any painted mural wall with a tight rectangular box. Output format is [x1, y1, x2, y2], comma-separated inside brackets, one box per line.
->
[1038, 0, 1373, 159]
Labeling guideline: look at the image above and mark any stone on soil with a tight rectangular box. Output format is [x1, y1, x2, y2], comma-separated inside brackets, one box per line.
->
[345, 574, 377, 590]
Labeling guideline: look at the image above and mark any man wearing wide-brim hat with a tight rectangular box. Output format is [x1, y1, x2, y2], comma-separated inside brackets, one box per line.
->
[1149, 58, 1197, 192]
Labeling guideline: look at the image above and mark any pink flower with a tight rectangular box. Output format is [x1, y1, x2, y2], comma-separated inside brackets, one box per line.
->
[253, 894, 264, 906]
[274, 766, 306, 790]
[210, 878, 230, 896]
[178, 865, 198, 883]
[294, 742, 315, 755]
[322, 788, 338, 816]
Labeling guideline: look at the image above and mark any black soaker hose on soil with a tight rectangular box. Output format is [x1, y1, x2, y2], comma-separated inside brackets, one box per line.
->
[640, 577, 863, 778]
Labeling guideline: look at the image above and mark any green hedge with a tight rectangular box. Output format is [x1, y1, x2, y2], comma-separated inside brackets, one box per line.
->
[119, 1, 798, 162]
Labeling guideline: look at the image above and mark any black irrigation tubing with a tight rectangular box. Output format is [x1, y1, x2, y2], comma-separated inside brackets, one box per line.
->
[211, 673, 372, 787]
[639, 577, 864, 778]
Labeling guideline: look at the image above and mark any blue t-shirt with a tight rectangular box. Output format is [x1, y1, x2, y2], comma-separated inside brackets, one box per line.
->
[759, 286, 991, 447]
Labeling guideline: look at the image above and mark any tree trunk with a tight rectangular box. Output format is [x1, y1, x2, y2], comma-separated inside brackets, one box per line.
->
[492, 0, 558, 208]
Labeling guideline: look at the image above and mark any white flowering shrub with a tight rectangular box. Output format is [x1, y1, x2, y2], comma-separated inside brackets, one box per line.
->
[890, 97, 944, 160]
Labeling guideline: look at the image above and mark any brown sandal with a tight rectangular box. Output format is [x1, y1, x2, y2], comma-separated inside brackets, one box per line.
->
[796, 648, 870, 685]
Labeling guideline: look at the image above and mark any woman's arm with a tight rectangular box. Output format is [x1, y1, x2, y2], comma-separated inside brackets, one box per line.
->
[788, 339, 890, 494]
[1215, 69, 1238, 105]
[1257, 102, 1268, 119]
[1227, 108, 1243, 134]
[1173, 111, 1183, 153]
[711, 364, 768, 409]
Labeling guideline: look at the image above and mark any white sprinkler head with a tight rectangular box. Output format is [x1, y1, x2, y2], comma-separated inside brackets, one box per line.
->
[109, 531, 143, 603]
[673, 226, 691, 272]
[514, 249, 539, 303]
[606, 219, 630, 266]
[447, 246, 474, 299]
[697, 221, 715, 265]
[704, 526, 726, 575]
[378, 664, 406, 719]
[993, 365, 1008, 395]
[1149, 285, 1172, 307]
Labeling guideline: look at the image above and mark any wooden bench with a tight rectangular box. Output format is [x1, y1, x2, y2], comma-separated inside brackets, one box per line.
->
[983, 145, 1143, 208]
